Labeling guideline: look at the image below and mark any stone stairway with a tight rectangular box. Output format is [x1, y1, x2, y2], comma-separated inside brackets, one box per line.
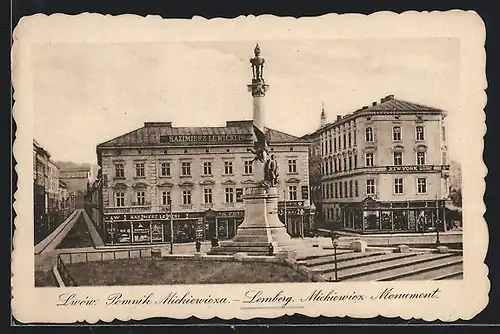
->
[298, 249, 463, 282]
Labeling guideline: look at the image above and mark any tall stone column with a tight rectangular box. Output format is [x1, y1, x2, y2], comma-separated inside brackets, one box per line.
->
[209, 44, 309, 256]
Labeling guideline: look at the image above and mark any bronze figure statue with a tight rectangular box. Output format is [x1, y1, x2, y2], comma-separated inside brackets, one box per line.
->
[250, 44, 265, 81]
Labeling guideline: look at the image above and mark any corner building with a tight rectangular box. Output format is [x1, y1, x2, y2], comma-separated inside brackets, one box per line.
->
[96, 120, 312, 246]
[308, 95, 450, 233]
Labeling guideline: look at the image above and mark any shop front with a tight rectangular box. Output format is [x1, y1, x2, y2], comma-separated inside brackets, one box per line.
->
[103, 209, 246, 246]
[277, 201, 315, 238]
[342, 197, 447, 234]
[204, 208, 244, 241]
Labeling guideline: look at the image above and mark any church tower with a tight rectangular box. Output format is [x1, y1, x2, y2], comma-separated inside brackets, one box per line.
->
[320, 102, 327, 128]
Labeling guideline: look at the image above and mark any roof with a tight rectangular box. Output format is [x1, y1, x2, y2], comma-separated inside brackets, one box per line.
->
[97, 120, 308, 149]
[312, 95, 443, 135]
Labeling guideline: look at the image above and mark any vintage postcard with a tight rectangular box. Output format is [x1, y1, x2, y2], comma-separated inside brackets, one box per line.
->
[12, 11, 487, 323]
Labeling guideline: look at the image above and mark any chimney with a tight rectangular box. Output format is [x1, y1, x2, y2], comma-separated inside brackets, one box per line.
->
[372, 101, 377, 106]
[336, 115, 342, 121]
[362, 106, 368, 110]
[385, 94, 394, 100]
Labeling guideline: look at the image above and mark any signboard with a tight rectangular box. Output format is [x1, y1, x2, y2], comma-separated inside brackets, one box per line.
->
[301, 186, 309, 200]
[195, 218, 205, 240]
[386, 165, 435, 172]
[236, 188, 244, 202]
[104, 213, 170, 222]
[278, 201, 305, 208]
[160, 134, 253, 144]
[217, 210, 244, 217]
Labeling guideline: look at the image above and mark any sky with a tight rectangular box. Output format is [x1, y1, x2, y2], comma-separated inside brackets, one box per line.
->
[32, 38, 461, 165]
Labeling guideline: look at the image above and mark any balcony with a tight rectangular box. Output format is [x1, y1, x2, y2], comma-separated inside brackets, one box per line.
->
[201, 203, 214, 209]
[104, 204, 152, 214]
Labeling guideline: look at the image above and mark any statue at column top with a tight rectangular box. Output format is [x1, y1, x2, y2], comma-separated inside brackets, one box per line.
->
[250, 44, 265, 81]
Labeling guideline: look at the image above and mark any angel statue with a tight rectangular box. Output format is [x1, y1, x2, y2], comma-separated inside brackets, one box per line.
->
[250, 124, 269, 164]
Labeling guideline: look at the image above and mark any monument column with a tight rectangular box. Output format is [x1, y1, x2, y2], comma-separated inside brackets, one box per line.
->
[247, 44, 269, 184]
[209, 44, 306, 256]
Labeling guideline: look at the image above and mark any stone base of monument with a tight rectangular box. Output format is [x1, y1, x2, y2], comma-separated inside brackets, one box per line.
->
[209, 186, 305, 256]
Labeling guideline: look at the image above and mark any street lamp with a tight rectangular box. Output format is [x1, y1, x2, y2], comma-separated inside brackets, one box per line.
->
[299, 208, 304, 239]
[435, 196, 441, 246]
[330, 232, 340, 281]
[168, 199, 173, 254]
[283, 189, 287, 233]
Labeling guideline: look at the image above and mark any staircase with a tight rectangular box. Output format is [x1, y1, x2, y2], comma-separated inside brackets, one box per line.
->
[297, 249, 463, 282]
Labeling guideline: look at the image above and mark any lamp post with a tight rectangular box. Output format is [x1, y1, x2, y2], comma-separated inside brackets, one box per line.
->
[299, 208, 304, 239]
[283, 189, 287, 234]
[168, 199, 173, 254]
[435, 195, 441, 245]
[331, 232, 340, 281]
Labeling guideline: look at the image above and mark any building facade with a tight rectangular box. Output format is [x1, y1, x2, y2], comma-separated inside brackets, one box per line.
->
[306, 95, 450, 233]
[33, 140, 50, 230]
[96, 120, 313, 246]
[59, 168, 91, 208]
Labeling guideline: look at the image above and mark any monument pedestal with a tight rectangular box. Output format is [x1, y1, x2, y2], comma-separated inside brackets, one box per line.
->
[209, 186, 304, 256]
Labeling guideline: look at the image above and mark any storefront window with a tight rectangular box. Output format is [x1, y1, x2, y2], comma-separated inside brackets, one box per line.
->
[115, 222, 131, 244]
[151, 222, 163, 243]
[132, 222, 151, 243]
[364, 211, 379, 230]
[163, 221, 172, 242]
[174, 221, 196, 243]
[380, 211, 392, 230]
[408, 210, 417, 231]
[393, 210, 408, 231]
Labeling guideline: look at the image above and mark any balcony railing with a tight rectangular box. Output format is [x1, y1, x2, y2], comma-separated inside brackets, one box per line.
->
[104, 205, 151, 214]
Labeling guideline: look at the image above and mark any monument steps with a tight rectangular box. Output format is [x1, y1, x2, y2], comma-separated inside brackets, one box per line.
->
[297, 251, 384, 266]
[310, 252, 421, 274]
[334, 253, 458, 282]
[381, 257, 463, 281]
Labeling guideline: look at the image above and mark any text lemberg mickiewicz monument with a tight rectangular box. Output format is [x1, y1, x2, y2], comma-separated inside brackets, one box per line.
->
[210, 44, 298, 255]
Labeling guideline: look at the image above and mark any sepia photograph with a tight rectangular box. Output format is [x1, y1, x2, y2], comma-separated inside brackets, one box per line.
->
[12, 12, 487, 322]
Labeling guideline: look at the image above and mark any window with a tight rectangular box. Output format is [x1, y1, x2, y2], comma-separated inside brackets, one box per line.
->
[355, 180, 359, 197]
[343, 133, 347, 150]
[114, 164, 125, 178]
[344, 182, 348, 198]
[181, 162, 191, 176]
[334, 182, 338, 198]
[339, 182, 343, 198]
[288, 185, 298, 201]
[333, 137, 337, 152]
[115, 192, 125, 207]
[416, 126, 425, 141]
[348, 156, 352, 170]
[161, 191, 171, 206]
[353, 129, 357, 146]
[417, 152, 426, 165]
[329, 183, 333, 199]
[329, 159, 333, 174]
[322, 184, 325, 199]
[321, 142, 324, 156]
[244, 160, 253, 174]
[417, 178, 427, 194]
[288, 159, 297, 173]
[393, 126, 402, 141]
[366, 179, 375, 195]
[203, 161, 212, 175]
[338, 158, 342, 172]
[349, 180, 353, 198]
[325, 160, 329, 175]
[334, 159, 338, 173]
[354, 154, 358, 168]
[365, 127, 374, 142]
[225, 188, 234, 203]
[224, 161, 233, 175]
[365, 153, 374, 167]
[393, 152, 403, 166]
[394, 178, 404, 194]
[329, 139, 332, 154]
[182, 190, 192, 205]
[136, 191, 146, 205]
[135, 163, 145, 177]
[343, 157, 347, 172]
[203, 188, 213, 204]
[348, 132, 352, 148]
[160, 162, 171, 177]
